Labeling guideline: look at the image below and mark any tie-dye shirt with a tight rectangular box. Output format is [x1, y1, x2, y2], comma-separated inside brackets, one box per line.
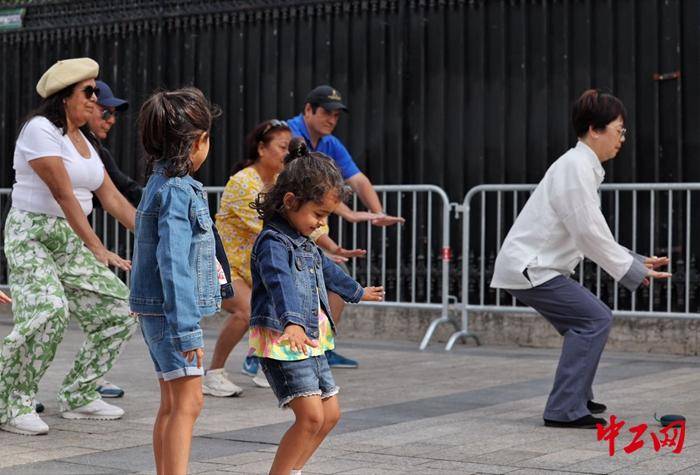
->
[248, 300, 334, 361]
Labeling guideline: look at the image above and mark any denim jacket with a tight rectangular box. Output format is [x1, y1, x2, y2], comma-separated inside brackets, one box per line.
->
[250, 216, 364, 339]
[129, 162, 221, 352]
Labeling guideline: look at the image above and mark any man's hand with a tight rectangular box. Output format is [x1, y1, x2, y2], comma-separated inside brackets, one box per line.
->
[361, 286, 385, 301]
[371, 214, 405, 227]
[277, 324, 318, 353]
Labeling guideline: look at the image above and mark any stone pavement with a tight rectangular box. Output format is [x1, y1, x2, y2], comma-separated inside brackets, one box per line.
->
[0, 318, 699, 475]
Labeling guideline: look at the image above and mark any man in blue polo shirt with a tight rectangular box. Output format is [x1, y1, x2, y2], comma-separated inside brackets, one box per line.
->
[288, 85, 403, 368]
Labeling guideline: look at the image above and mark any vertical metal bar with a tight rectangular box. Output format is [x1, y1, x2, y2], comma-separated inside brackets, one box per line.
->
[479, 191, 485, 306]
[396, 192, 402, 302]
[366, 213, 372, 288]
[496, 191, 502, 305]
[381, 191, 387, 294]
[649, 191, 655, 311]
[337, 213, 343, 248]
[613, 190, 619, 310]
[632, 190, 637, 310]
[426, 192, 432, 303]
[411, 191, 417, 302]
[512, 190, 518, 306]
[102, 210, 108, 246]
[352, 194, 358, 279]
[667, 190, 673, 312]
[686, 190, 691, 313]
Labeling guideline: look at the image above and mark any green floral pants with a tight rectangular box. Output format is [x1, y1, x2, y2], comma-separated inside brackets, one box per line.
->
[0, 208, 136, 422]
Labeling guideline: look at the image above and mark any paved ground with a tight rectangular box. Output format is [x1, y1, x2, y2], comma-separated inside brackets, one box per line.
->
[0, 317, 699, 475]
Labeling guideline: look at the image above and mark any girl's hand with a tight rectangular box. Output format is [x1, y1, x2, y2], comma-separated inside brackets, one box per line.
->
[371, 214, 405, 227]
[645, 255, 670, 270]
[91, 246, 132, 271]
[642, 269, 673, 287]
[182, 348, 204, 368]
[278, 324, 318, 354]
[0, 291, 11, 304]
[362, 286, 385, 302]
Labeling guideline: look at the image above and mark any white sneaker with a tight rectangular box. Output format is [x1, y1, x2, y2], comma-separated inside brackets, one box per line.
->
[0, 412, 49, 435]
[252, 367, 270, 388]
[202, 369, 243, 397]
[61, 399, 124, 420]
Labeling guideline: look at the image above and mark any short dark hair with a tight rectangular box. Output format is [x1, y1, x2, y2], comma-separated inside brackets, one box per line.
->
[252, 139, 349, 222]
[571, 89, 627, 138]
[138, 87, 220, 178]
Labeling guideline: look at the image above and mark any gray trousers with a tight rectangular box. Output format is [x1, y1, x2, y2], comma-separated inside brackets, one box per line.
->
[507, 275, 613, 421]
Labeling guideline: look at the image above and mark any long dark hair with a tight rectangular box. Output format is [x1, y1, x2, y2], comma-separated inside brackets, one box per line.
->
[252, 139, 348, 222]
[139, 87, 221, 178]
[230, 119, 291, 175]
[19, 83, 76, 136]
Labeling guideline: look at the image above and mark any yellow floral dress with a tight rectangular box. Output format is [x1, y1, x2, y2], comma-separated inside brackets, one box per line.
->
[215, 166, 329, 286]
[215, 167, 264, 286]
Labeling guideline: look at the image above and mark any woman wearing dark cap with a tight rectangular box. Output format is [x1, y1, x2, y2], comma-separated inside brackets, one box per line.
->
[0, 58, 137, 435]
[491, 89, 671, 429]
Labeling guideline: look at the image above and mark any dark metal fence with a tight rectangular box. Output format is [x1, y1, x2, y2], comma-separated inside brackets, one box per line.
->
[1, 0, 698, 303]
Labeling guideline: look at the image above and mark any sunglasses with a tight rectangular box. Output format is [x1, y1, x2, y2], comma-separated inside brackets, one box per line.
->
[82, 85, 100, 100]
[101, 108, 118, 121]
[258, 119, 289, 140]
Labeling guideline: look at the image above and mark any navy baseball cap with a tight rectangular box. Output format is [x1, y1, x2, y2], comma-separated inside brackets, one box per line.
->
[95, 80, 128, 111]
[305, 85, 348, 112]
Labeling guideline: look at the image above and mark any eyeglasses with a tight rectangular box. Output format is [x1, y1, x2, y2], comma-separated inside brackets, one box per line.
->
[608, 125, 627, 139]
[82, 85, 100, 100]
[258, 119, 288, 140]
[101, 108, 118, 121]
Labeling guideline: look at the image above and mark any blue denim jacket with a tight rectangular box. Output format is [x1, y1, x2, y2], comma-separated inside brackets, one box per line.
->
[129, 162, 221, 352]
[250, 216, 364, 339]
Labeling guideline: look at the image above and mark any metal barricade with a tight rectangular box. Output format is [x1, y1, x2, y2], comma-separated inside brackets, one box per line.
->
[444, 183, 700, 351]
[0, 185, 455, 351]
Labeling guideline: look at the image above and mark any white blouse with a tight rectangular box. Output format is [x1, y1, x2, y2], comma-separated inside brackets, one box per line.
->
[490, 141, 647, 291]
[12, 116, 104, 218]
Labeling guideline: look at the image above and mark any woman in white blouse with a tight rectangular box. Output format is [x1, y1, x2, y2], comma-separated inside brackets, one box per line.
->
[491, 89, 671, 429]
[0, 58, 137, 436]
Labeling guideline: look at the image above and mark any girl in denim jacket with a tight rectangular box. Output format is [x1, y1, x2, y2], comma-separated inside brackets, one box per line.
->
[129, 88, 220, 475]
[249, 143, 384, 475]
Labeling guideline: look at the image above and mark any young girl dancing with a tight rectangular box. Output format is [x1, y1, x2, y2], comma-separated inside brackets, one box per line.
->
[129, 87, 221, 475]
[249, 142, 384, 475]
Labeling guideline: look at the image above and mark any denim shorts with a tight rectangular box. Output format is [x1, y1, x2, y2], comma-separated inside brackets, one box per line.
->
[139, 315, 204, 381]
[260, 356, 339, 408]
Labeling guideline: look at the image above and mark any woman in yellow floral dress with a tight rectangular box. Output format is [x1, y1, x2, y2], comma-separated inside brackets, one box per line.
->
[203, 122, 375, 396]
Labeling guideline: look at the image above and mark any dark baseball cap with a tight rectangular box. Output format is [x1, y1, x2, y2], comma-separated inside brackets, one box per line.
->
[305, 85, 348, 112]
[95, 80, 128, 111]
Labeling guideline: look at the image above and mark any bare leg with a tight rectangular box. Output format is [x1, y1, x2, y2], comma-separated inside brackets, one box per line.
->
[269, 396, 325, 475]
[162, 376, 204, 475]
[294, 395, 341, 468]
[328, 292, 346, 326]
[153, 379, 172, 475]
[209, 280, 251, 370]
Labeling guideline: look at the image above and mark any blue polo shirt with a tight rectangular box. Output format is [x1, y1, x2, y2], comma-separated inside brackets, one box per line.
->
[287, 114, 361, 180]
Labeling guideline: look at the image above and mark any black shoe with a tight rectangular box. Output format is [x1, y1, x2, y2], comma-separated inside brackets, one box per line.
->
[35, 401, 45, 414]
[544, 415, 607, 429]
[587, 400, 607, 414]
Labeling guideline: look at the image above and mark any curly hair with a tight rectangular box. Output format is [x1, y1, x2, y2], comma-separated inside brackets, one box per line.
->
[139, 87, 221, 178]
[252, 139, 349, 222]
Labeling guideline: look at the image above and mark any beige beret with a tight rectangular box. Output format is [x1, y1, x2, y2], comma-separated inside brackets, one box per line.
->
[36, 58, 99, 99]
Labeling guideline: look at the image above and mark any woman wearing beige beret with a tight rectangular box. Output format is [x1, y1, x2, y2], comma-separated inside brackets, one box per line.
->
[0, 58, 137, 435]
